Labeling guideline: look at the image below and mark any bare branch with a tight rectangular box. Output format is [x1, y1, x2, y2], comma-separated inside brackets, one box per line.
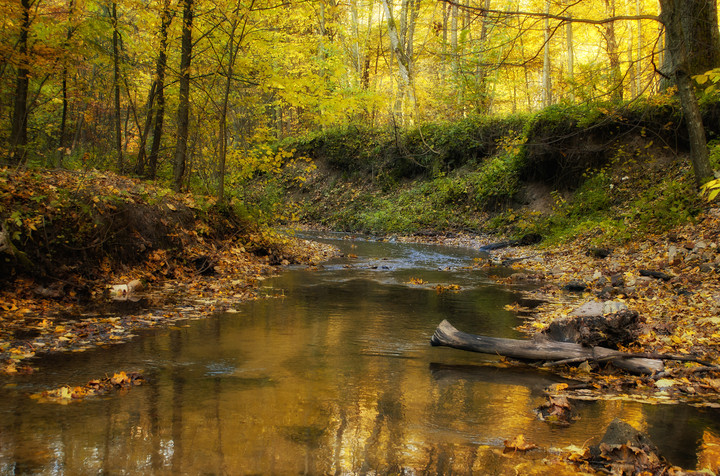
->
[438, 0, 661, 25]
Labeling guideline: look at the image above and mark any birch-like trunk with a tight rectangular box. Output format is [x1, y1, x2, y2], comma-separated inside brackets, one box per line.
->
[381, 0, 416, 123]
[541, 0, 552, 107]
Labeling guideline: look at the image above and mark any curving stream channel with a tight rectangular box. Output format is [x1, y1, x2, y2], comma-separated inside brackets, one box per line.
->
[1, 233, 718, 474]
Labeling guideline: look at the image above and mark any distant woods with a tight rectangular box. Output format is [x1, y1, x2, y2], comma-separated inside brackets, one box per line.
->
[1, 0, 719, 193]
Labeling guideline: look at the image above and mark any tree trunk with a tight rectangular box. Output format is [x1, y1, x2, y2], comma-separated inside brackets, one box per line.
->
[566, 4, 574, 102]
[603, 0, 623, 101]
[635, 0, 643, 97]
[173, 0, 194, 192]
[381, 0, 417, 124]
[541, 0, 552, 107]
[218, 0, 251, 203]
[111, 1, 123, 171]
[660, 0, 716, 187]
[57, 0, 76, 168]
[475, 0, 492, 112]
[147, 0, 173, 180]
[58, 69, 69, 167]
[10, 0, 31, 164]
[134, 81, 156, 176]
[662, 0, 720, 79]
[430, 320, 664, 375]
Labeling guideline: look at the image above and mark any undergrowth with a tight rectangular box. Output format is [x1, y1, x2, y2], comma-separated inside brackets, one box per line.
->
[255, 97, 719, 243]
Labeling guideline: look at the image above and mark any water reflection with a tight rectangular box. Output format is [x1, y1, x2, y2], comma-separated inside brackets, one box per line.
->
[0, 235, 718, 473]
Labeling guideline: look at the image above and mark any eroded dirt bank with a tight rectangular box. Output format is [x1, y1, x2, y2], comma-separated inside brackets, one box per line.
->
[0, 168, 338, 374]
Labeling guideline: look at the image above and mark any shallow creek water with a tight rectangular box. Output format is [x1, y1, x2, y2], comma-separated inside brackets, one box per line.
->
[1, 233, 718, 474]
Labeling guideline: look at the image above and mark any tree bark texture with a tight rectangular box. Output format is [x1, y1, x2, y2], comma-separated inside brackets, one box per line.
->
[381, 0, 417, 123]
[147, 0, 173, 180]
[430, 320, 664, 375]
[10, 0, 31, 164]
[603, 0, 622, 101]
[661, 0, 720, 78]
[541, 0, 552, 107]
[173, 0, 194, 192]
[112, 1, 123, 171]
[660, 0, 715, 187]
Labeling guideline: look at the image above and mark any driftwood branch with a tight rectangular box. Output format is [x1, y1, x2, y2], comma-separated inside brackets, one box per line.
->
[430, 320, 664, 375]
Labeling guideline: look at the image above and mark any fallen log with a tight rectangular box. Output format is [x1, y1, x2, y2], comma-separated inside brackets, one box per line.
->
[430, 320, 664, 375]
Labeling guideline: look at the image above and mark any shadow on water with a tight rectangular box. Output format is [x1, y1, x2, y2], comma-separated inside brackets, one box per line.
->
[0, 232, 719, 473]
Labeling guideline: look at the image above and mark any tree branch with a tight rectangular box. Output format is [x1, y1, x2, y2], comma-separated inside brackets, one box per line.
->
[439, 0, 661, 25]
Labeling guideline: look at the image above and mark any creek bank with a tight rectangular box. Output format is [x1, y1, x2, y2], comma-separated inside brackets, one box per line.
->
[392, 208, 720, 404]
[0, 168, 340, 375]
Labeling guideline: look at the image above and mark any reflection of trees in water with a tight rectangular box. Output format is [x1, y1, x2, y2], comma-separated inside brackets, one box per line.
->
[170, 328, 185, 474]
[5, 242, 720, 473]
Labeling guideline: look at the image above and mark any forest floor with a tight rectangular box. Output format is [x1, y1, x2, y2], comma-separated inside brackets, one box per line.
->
[0, 168, 339, 375]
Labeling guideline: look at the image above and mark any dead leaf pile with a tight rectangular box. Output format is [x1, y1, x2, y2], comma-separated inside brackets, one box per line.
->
[534, 394, 577, 426]
[31, 371, 144, 404]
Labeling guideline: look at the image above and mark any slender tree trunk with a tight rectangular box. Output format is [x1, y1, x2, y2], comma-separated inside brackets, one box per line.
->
[381, 0, 416, 124]
[111, 1, 123, 171]
[627, 0, 637, 98]
[476, 0, 492, 112]
[635, 0, 643, 96]
[441, 1, 449, 72]
[57, 0, 76, 168]
[10, 0, 31, 164]
[134, 81, 156, 175]
[603, 0, 623, 101]
[218, 0, 252, 203]
[542, 0, 552, 107]
[58, 70, 69, 166]
[450, 0, 458, 73]
[148, 0, 173, 180]
[566, 3, 574, 102]
[350, 0, 361, 83]
[173, 0, 194, 192]
[660, 0, 715, 187]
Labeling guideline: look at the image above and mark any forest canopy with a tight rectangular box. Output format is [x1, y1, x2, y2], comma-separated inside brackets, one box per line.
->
[1, 0, 719, 193]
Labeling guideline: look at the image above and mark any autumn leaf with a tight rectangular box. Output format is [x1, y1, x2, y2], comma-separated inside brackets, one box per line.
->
[504, 434, 538, 453]
[30, 371, 144, 403]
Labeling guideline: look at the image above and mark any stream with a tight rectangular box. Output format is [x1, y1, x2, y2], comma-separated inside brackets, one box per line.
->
[1, 232, 718, 474]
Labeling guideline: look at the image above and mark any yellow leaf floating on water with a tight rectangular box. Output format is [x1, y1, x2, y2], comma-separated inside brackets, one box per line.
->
[563, 444, 589, 462]
[435, 284, 461, 293]
[504, 434, 538, 453]
[31, 371, 144, 403]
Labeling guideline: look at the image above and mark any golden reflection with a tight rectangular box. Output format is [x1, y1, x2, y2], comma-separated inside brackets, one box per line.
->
[1, 245, 716, 473]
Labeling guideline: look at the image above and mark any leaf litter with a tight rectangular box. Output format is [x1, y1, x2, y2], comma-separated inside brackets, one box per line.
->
[0, 169, 339, 394]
